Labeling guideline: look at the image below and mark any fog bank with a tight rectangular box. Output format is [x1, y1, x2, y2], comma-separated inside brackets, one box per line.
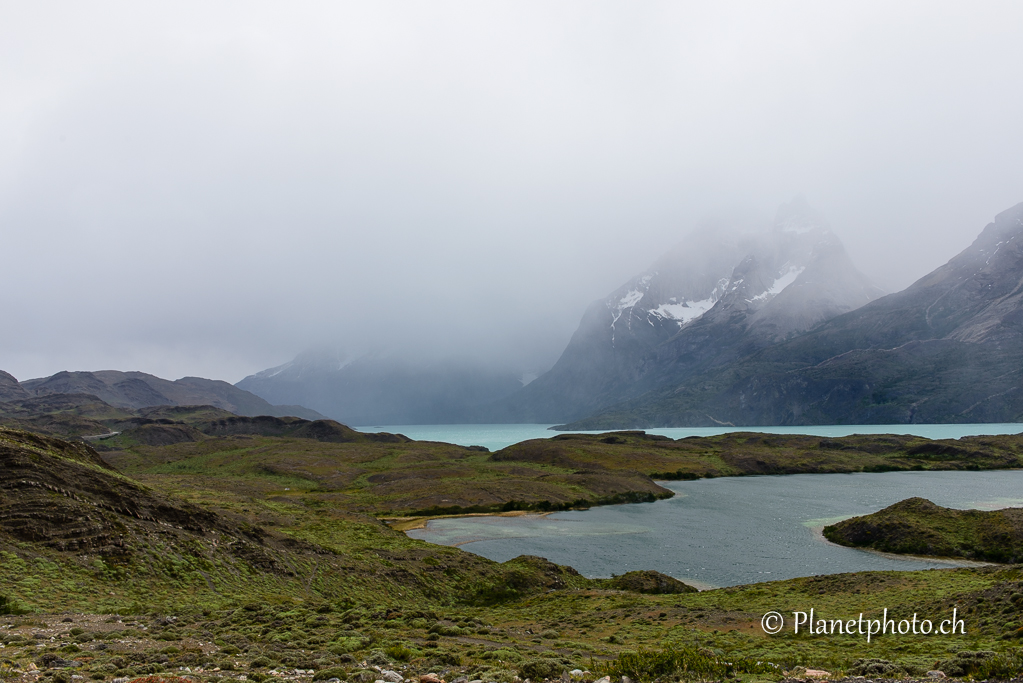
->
[2, 2, 1022, 382]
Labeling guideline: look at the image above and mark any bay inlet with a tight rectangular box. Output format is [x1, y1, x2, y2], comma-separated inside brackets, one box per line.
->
[371, 423, 1023, 588]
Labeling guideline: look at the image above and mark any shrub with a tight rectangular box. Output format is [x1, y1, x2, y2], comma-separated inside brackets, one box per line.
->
[936, 650, 999, 677]
[385, 643, 414, 662]
[519, 658, 563, 681]
[972, 649, 1023, 679]
[0, 596, 27, 616]
[848, 659, 908, 678]
[595, 645, 780, 682]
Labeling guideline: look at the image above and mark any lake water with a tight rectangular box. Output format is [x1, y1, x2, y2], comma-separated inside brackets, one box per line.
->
[355, 422, 1023, 452]
[407, 470, 1023, 589]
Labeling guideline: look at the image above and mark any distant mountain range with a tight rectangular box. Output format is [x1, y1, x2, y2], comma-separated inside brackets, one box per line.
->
[561, 200, 1023, 428]
[236, 350, 522, 426]
[236, 199, 1023, 428]
[0, 369, 324, 423]
[24, 199, 1021, 431]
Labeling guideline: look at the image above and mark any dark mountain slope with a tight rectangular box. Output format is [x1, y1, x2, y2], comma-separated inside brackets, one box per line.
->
[0, 393, 133, 438]
[485, 231, 749, 423]
[0, 426, 296, 565]
[0, 370, 29, 401]
[645, 230, 881, 386]
[563, 201, 1023, 428]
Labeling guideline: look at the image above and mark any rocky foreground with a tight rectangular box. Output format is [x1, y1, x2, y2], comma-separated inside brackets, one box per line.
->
[2, 613, 1020, 683]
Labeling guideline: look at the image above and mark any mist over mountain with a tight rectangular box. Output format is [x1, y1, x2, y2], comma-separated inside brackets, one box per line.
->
[563, 200, 1023, 428]
[3, 5, 1023, 386]
[489, 198, 884, 423]
[236, 350, 523, 425]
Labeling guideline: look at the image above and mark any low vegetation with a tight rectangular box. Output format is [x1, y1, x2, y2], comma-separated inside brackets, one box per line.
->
[6, 418, 1023, 682]
[824, 497, 1023, 563]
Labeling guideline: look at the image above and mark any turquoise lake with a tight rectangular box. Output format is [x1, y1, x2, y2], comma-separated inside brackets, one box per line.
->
[377, 423, 1023, 588]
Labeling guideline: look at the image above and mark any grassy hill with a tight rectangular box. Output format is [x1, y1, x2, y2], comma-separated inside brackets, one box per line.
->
[824, 497, 1023, 563]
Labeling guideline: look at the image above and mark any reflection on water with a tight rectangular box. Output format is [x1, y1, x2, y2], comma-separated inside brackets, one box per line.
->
[407, 470, 1023, 588]
[410, 514, 650, 547]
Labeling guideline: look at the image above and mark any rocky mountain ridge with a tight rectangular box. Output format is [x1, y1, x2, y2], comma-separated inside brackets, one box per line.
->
[562, 200, 1023, 428]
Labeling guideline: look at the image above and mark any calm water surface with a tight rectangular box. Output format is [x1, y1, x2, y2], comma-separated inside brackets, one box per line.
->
[356, 423, 1023, 452]
[407, 470, 1023, 588]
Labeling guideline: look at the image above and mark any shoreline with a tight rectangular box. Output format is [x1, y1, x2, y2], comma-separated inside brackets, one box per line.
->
[809, 523, 996, 568]
[382, 509, 556, 532]
[389, 489, 1005, 592]
[388, 510, 722, 591]
[382, 466, 1023, 537]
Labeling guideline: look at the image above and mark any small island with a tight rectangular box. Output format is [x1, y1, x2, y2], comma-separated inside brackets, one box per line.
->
[823, 497, 1023, 563]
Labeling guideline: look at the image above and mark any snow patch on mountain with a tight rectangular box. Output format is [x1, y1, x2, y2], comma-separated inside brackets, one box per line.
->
[752, 266, 805, 302]
[617, 289, 644, 310]
[257, 361, 293, 379]
[649, 296, 717, 325]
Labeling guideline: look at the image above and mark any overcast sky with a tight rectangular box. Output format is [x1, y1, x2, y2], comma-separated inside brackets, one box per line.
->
[3, 1, 1023, 383]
